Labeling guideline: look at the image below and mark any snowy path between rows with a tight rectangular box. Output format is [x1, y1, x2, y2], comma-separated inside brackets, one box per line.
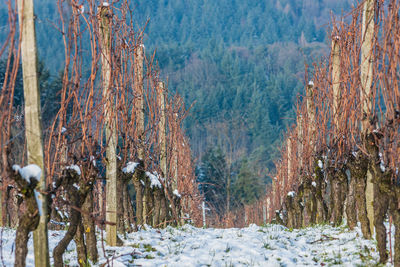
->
[0, 223, 391, 266]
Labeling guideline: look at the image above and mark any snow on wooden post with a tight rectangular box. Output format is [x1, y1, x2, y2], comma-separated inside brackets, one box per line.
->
[266, 197, 270, 222]
[361, 0, 375, 237]
[17, 0, 50, 265]
[99, 5, 118, 246]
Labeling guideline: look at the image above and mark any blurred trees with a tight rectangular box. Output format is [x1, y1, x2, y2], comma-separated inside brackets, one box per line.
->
[0, 0, 352, 221]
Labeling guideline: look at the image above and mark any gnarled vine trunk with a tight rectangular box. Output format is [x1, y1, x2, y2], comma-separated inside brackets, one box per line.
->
[348, 153, 371, 239]
[328, 167, 348, 226]
[345, 168, 357, 229]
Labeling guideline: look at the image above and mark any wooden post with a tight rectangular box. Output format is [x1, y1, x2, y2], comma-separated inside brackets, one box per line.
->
[297, 115, 303, 168]
[202, 201, 206, 227]
[17, 0, 50, 265]
[262, 205, 267, 225]
[332, 35, 341, 129]
[287, 137, 292, 186]
[157, 81, 168, 227]
[244, 206, 248, 226]
[134, 42, 145, 160]
[306, 81, 315, 152]
[280, 176, 285, 205]
[158, 82, 167, 178]
[361, 0, 375, 237]
[172, 113, 179, 192]
[133, 42, 145, 226]
[99, 5, 118, 246]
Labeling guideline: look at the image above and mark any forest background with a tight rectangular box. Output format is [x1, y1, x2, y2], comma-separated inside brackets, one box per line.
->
[0, 0, 353, 214]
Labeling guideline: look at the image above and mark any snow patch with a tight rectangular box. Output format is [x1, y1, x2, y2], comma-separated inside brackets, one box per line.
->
[287, 191, 295, 197]
[61, 127, 67, 133]
[0, 222, 390, 266]
[380, 163, 386, 172]
[312, 181, 317, 187]
[73, 183, 80, 190]
[90, 156, 96, 167]
[308, 80, 314, 86]
[102, 1, 109, 6]
[318, 160, 323, 169]
[13, 164, 42, 183]
[78, 5, 84, 14]
[122, 162, 139, 174]
[66, 165, 81, 176]
[379, 153, 386, 172]
[173, 189, 181, 198]
[146, 172, 162, 188]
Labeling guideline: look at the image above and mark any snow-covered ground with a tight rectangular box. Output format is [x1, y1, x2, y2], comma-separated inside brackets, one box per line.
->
[0, 223, 392, 266]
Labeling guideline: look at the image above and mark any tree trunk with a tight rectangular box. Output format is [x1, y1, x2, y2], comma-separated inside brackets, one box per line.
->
[53, 206, 80, 267]
[17, 0, 50, 265]
[117, 171, 125, 234]
[153, 188, 162, 227]
[328, 167, 347, 226]
[315, 161, 327, 224]
[14, 187, 39, 267]
[82, 190, 98, 263]
[74, 221, 87, 266]
[391, 202, 400, 267]
[122, 184, 133, 232]
[365, 133, 390, 264]
[302, 180, 316, 226]
[346, 168, 357, 229]
[160, 194, 168, 227]
[53, 169, 93, 267]
[132, 161, 145, 227]
[143, 177, 153, 225]
[285, 197, 294, 229]
[373, 183, 388, 264]
[348, 153, 371, 239]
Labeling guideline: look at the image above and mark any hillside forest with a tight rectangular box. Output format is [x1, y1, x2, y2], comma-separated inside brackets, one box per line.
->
[0, 0, 353, 216]
[3, 0, 400, 266]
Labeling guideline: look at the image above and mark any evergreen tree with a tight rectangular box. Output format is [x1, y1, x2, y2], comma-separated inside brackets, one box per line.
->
[232, 160, 264, 206]
[197, 147, 228, 215]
